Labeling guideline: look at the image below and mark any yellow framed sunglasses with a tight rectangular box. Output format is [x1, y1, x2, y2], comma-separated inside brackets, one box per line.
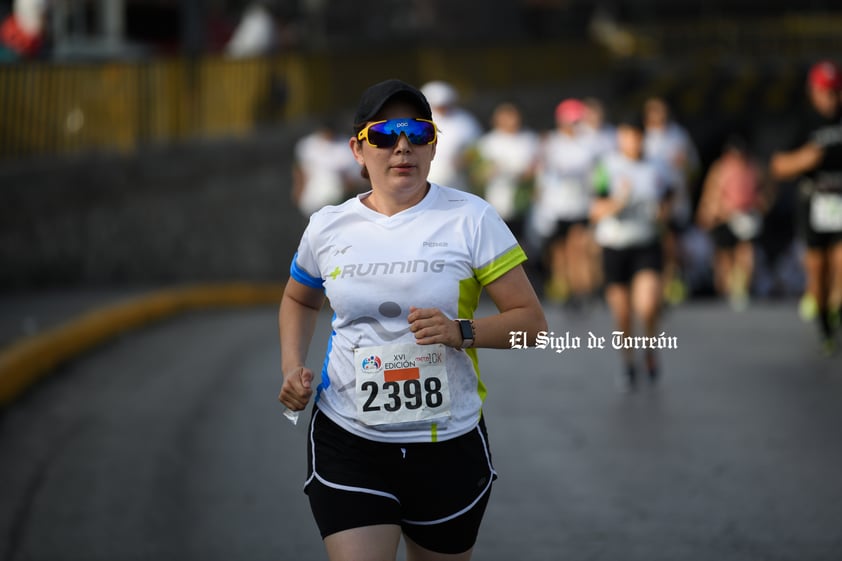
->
[357, 118, 437, 148]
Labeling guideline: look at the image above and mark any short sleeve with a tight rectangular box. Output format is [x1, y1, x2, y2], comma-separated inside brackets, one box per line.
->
[471, 205, 527, 286]
[289, 224, 324, 289]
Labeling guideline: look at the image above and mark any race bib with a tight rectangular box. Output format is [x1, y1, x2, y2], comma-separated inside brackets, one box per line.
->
[810, 192, 842, 232]
[354, 343, 451, 426]
[728, 212, 762, 241]
[595, 216, 623, 246]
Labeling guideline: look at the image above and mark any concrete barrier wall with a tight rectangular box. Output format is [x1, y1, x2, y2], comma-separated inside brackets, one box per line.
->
[0, 125, 314, 288]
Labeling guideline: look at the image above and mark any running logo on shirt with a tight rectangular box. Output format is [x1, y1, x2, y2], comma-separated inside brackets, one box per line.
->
[327, 259, 446, 280]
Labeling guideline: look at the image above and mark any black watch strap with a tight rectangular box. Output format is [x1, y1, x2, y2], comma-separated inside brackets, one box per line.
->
[456, 319, 475, 348]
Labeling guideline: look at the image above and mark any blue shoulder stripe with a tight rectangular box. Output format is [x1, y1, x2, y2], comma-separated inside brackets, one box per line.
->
[290, 252, 325, 289]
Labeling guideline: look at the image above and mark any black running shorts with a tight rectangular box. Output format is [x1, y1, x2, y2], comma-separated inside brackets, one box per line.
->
[799, 183, 842, 249]
[710, 223, 739, 249]
[602, 242, 663, 285]
[547, 217, 590, 242]
[303, 408, 497, 554]
[804, 206, 842, 249]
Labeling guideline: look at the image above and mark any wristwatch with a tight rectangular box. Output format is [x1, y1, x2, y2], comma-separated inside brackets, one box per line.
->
[456, 319, 475, 349]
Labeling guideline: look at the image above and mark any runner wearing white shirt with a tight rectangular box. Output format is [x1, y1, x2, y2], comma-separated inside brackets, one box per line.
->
[278, 79, 546, 561]
[591, 113, 673, 391]
[473, 102, 540, 238]
[533, 98, 600, 305]
[292, 123, 361, 217]
[421, 81, 484, 191]
[580, 96, 617, 159]
[643, 96, 701, 305]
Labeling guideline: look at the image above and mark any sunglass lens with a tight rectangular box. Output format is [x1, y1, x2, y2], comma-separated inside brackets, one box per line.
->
[368, 120, 435, 147]
[407, 124, 436, 144]
[368, 128, 399, 148]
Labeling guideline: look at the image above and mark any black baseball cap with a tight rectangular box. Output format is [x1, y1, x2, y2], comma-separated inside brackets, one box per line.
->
[353, 79, 433, 125]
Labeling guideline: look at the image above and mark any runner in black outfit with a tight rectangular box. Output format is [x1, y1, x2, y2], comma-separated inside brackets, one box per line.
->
[771, 60, 842, 355]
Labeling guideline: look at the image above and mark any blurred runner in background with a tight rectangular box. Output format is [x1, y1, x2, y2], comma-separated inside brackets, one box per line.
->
[292, 119, 362, 217]
[643, 96, 701, 306]
[771, 60, 842, 355]
[532, 98, 600, 307]
[591, 113, 673, 391]
[697, 135, 770, 310]
[472, 101, 540, 240]
[580, 96, 617, 159]
[421, 80, 484, 191]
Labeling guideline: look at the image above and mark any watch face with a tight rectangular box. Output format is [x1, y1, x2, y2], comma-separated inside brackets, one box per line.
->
[459, 320, 473, 340]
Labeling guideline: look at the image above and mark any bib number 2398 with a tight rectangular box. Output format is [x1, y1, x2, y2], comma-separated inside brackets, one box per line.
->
[354, 343, 451, 426]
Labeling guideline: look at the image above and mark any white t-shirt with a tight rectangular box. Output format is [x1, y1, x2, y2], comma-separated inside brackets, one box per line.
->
[427, 108, 483, 190]
[579, 123, 617, 159]
[593, 154, 671, 249]
[475, 130, 540, 221]
[534, 130, 598, 224]
[225, 3, 278, 58]
[644, 122, 699, 225]
[294, 132, 358, 217]
[290, 183, 526, 443]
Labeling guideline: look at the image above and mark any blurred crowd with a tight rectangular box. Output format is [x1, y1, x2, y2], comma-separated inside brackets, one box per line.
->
[0, 0, 300, 62]
[291, 76, 817, 309]
[2, 2, 839, 354]
[0, 0, 595, 63]
[5, 1, 839, 64]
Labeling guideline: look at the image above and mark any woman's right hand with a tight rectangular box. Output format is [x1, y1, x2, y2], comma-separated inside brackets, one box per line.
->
[279, 366, 314, 411]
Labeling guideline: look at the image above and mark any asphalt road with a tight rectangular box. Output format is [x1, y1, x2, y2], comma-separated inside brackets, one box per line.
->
[1, 299, 841, 561]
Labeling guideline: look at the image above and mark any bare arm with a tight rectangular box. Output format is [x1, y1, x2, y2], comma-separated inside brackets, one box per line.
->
[695, 161, 722, 229]
[278, 278, 325, 411]
[590, 177, 631, 223]
[589, 196, 625, 223]
[408, 264, 547, 349]
[770, 143, 823, 181]
[476, 265, 548, 347]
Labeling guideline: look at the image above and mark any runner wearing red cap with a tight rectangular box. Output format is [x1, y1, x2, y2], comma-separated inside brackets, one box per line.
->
[771, 60, 842, 355]
[809, 61, 842, 92]
[532, 98, 601, 307]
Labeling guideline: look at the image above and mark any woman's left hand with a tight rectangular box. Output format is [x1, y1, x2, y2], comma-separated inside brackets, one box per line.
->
[407, 306, 462, 348]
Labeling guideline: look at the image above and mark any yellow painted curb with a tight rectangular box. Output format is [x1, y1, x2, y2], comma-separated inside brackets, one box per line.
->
[0, 282, 284, 406]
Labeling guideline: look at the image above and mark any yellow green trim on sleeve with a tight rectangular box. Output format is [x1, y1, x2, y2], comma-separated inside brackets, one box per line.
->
[452, 276, 487, 417]
[457, 276, 482, 320]
[453, 245, 527, 415]
[466, 347, 485, 404]
[474, 245, 527, 286]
